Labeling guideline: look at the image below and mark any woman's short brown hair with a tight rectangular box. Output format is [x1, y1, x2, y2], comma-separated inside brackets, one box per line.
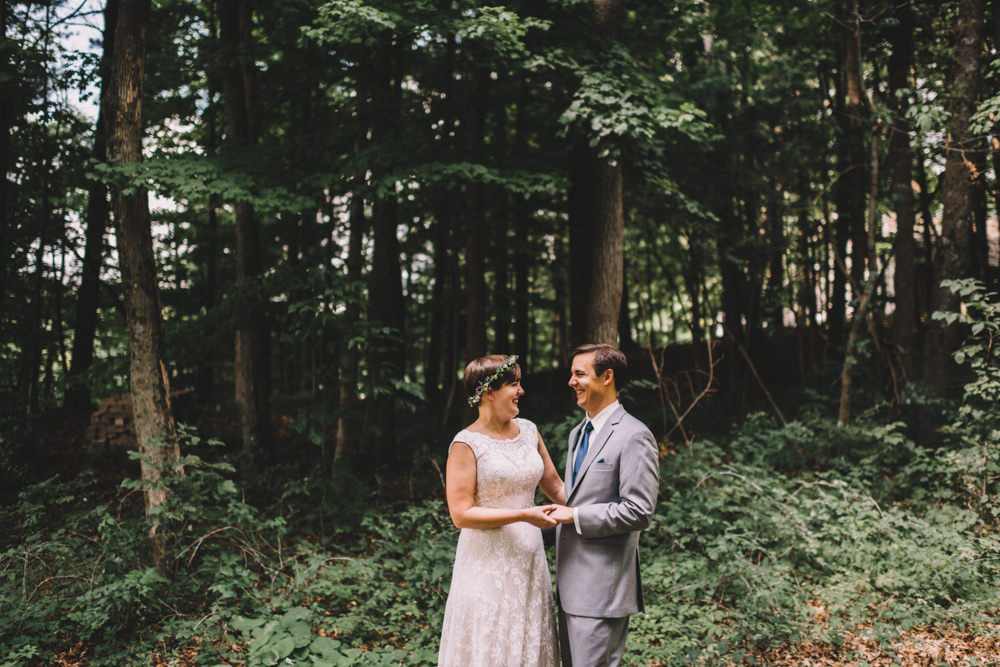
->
[464, 354, 522, 400]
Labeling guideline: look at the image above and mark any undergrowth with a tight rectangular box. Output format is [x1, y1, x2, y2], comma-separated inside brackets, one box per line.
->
[4, 282, 1000, 665]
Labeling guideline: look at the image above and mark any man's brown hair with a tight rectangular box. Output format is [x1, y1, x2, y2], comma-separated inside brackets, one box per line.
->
[571, 343, 627, 386]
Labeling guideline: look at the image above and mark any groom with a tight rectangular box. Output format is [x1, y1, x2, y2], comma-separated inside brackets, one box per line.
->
[546, 343, 660, 667]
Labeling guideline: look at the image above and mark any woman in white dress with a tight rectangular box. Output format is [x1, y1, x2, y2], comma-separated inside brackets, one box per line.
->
[438, 354, 566, 667]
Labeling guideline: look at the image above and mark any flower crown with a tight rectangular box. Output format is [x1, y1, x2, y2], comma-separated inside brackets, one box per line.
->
[468, 355, 519, 407]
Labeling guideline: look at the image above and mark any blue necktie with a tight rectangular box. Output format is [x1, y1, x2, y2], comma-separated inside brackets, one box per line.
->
[573, 422, 594, 484]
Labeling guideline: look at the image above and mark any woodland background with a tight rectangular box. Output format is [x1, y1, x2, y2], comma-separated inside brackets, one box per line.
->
[5, 0, 1000, 665]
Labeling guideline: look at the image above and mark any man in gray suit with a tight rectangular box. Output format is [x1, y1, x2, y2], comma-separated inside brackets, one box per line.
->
[545, 343, 660, 667]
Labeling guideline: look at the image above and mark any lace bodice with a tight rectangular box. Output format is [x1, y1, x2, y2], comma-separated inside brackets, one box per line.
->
[450, 419, 543, 510]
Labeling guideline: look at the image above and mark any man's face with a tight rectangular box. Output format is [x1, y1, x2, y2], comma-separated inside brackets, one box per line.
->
[568, 352, 609, 417]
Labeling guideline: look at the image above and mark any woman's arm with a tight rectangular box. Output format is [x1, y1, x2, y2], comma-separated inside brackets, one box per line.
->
[446, 442, 558, 530]
[537, 433, 566, 505]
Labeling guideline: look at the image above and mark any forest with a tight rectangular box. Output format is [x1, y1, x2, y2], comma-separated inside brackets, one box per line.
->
[4, 0, 1000, 664]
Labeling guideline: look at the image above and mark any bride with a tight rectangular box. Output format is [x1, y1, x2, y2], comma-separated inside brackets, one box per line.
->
[437, 354, 565, 667]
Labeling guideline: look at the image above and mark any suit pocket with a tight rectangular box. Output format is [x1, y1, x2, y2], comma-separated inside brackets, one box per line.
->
[592, 463, 615, 472]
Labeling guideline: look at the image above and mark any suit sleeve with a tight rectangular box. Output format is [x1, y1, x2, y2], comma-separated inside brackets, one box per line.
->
[575, 425, 659, 538]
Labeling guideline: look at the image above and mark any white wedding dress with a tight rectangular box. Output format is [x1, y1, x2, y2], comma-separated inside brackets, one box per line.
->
[437, 418, 559, 667]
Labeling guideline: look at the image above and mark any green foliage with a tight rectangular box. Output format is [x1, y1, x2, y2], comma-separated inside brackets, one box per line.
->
[306, 0, 403, 46]
[929, 279, 1000, 525]
[557, 52, 712, 162]
[453, 6, 551, 62]
[628, 420, 1000, 663]
[8, 391, 1000, 665]
[89, 155, 318, 215]
[394, 161, 567, 198]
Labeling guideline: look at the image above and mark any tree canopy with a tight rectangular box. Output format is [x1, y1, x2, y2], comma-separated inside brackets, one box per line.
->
[3, 0, 999, 466]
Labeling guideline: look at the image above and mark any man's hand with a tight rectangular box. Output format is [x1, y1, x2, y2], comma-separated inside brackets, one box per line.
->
[542, 504, 574, 524]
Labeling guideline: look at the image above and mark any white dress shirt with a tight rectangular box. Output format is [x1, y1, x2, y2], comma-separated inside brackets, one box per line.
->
[572, 400, 620, 533]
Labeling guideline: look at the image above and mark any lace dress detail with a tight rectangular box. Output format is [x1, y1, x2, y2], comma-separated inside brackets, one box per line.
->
[438, 418, 559, 667]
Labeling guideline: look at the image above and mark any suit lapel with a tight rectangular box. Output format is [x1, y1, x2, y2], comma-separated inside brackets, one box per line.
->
[567, 405, 627, 501]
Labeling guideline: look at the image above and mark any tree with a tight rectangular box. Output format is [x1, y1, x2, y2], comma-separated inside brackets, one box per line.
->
[219, 0, 273, 458]
[464, 64, 489, 359]
[66, 0, 118, 410]
[364, 33, 405, 465]
[922, 0, 984, 396]
[569, 0, 625, 347]
[887, 0, 917, 379]
[106, 0, 180, 571]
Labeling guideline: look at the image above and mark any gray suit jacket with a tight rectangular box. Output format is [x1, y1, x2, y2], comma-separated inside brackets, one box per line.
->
[555, 404, 659, 618]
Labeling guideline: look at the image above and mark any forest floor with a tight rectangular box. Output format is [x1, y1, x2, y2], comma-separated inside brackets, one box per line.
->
[48, 626, 1000, 667]
[757, 624, 1000, 666]
[16, 409, 1000, 667]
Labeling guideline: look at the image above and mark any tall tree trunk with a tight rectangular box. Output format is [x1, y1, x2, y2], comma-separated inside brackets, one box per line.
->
[426, 218, 448, 398]
[22, 6, 55, 416]
[835, 0, 880, 424]
[21, 242, 45, 416]
[67, 0, 118, 410]
[619, 255, 634, 350]
[829, 71, 849, 347]
[842, 0, 869, 294]
[585, 159, 624, 345]
[334, 139, 365, 463]
[568, 140, 595, 348]
[569, 0, 625, 347]
[763, 193, 786, 330]
[464, 65, 489, 359]
[219, 0, 272, 458]
[107, 0, 180, 572]
[494, 221, 510, 353]
[887, 0, 917, 379]
[839, 126, 881, 424]
[513, 74, 531, 363]
[364, 33, 405, 466]
[922, 0, 984, 396]
[0, 0, 13, 307]
[969, 140, 989, 280]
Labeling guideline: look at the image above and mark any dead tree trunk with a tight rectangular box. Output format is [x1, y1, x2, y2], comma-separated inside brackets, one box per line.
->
[106, 0, 180, 572]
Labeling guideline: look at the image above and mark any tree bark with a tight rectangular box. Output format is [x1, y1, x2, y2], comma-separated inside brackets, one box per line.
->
[219, 0, 272, 458]
[922, 0, 984, 396]
[364, 33, 405, 465]
[67, 0, 119, 410]
[887, 0, 917, 379]
[584, 159, 624, 345]
[513, 74, 531, 363]
[21, 242, 45, 416]
[842, 0, 869, 294]
[569, 0, 625, 347]
[334, 138, 365, 463]
[839, 125, 881, 424]
[969, 140, 989, 281]
[107, 0, 180, 572]
[464, 65, 489, 359]
[494, 221, 510, 353]
[0, 0, 13, 306]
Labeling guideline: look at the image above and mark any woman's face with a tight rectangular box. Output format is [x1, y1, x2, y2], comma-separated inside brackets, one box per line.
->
[488, 379, 524, 419]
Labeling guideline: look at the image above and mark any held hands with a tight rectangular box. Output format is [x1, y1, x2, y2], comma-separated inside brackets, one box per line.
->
[523, 505, 559, 528]
[541, 504, 574, 524]
[523, 504, 575, 527]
